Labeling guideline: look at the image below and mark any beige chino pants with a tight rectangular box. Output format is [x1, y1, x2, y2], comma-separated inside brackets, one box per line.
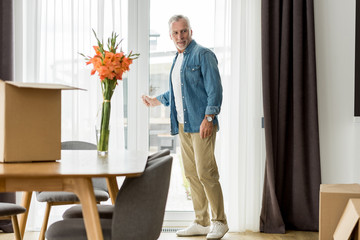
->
[179, 124, 227, 227]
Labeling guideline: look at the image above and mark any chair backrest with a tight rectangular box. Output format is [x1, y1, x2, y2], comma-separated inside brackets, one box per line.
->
[61, 141, 97, 150]
[111, 155, 173, 240]
[61, 141, 108, 193]
[147, 149, 171, 162]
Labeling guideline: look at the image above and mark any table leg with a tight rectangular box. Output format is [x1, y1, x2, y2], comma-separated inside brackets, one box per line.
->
[70, 178, 103, 240]
[19, 191, 32, 238]
[106, 177, 119, 205]
[12, 215, 21, 240]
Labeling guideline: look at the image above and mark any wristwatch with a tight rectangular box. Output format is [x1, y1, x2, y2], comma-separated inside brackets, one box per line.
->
[206, 115, 214, 122]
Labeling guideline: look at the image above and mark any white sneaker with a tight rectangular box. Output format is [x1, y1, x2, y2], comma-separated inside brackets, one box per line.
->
[206, 221, 229, 240]
[176, 222, 210, 237]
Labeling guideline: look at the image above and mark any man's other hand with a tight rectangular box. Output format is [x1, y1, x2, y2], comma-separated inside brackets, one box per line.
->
[200, 119, 213, 139]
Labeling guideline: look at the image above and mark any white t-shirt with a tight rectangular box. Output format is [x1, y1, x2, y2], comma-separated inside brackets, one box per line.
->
[172, 53, 184, 123]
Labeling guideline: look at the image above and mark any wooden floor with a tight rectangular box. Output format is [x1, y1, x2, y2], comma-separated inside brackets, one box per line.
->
[0, 230, 319, 240]
[159, 231, 319, 240]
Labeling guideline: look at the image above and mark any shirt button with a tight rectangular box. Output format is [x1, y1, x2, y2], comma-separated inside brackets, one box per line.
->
[184, 109, 186, 111]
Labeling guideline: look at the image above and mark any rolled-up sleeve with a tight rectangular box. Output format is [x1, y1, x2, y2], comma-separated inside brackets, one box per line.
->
[201, 51, 223, 115]
[156, 91, 170, 107]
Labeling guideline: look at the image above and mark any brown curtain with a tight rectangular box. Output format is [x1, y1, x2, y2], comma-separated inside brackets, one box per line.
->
[0, 0, 17, 233]
[260, 0, 321, 233]
[0, 0, 14, 81]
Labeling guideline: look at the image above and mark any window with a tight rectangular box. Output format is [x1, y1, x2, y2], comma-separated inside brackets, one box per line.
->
[17, 0, 264, 232]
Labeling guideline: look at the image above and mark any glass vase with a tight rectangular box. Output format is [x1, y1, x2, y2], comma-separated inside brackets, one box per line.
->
[96, 100, 111, 156]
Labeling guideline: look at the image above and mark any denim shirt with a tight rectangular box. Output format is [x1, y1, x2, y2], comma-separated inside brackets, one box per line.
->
[156, 40, 223, 135]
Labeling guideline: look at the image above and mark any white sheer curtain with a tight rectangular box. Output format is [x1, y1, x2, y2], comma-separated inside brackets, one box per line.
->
[15, 0, 127, 230]
[214, 0, 264, 232]
[14, 0, 264, 232]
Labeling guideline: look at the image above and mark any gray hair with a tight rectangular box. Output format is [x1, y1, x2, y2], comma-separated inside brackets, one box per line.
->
[168, 15, 191, 32]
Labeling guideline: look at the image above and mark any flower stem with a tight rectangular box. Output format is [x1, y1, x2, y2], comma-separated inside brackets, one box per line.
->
[98, 78, 116, 152]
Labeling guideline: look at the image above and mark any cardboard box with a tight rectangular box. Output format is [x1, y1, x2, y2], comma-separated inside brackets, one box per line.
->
[0, 80, 80, 162]
[333, 198, 360, 240]
[319, 184, 360, 240]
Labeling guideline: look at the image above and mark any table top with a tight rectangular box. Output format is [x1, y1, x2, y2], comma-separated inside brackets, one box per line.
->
[0, 149, 148, 178]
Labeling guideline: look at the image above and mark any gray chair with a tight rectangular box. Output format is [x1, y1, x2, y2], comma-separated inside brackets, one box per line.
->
[61, 149, 172, 220]
[36, 141, 109, 240]
[45, 155, 173, 240]
[0, 202, 26, 240]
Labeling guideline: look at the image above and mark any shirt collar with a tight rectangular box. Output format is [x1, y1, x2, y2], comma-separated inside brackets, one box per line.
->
[176, 40, 196, 56]
[183, 40, 196, 54]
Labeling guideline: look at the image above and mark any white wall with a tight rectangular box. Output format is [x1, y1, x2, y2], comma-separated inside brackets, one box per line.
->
[315, 0, 360, 183]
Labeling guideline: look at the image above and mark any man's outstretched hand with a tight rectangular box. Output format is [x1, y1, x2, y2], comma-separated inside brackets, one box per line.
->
[141, 95, 161, 107]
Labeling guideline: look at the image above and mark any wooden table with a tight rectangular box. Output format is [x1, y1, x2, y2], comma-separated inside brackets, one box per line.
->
[0, 149, 148, 240]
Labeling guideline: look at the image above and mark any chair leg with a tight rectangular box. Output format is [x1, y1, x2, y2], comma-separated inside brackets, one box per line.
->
[39, 203, 52, 240]
[11, 215, 22, 240]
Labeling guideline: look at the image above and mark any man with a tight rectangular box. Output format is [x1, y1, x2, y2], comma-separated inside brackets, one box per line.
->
[142, 15, 228, 240]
